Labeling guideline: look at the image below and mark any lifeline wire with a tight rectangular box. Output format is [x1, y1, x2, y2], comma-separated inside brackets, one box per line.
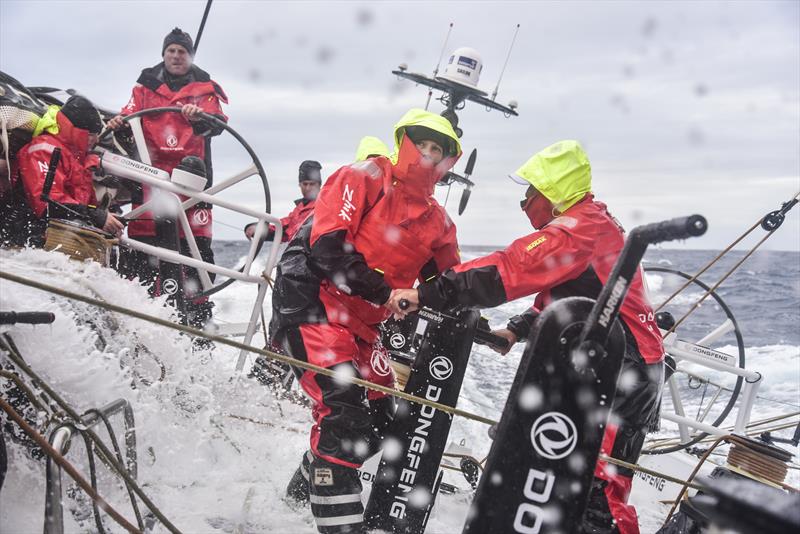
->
[0, 269, 498, 427]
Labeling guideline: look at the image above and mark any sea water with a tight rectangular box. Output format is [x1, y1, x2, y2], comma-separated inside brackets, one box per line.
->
[0, 244, 797, 533]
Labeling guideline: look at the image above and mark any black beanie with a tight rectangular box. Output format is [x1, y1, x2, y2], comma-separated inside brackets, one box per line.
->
[299, 160, 322, 183]
[162, 27, 194, 56]
[404, 126, 457, 158]
[60, 95, 102, 134]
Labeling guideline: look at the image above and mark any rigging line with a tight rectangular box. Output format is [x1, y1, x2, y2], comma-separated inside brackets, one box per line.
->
[212, 218, 250, 231]
[0, 269, 498, 427]
[0, 398, 144, 534]
[654, 218, 761, 312]
[668, 229, 776, 334]
[0, 334, 182, 534]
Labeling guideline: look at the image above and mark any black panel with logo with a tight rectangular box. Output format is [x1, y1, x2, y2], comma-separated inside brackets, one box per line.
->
[153, 217, 186, 316]
[463, 297, 625, 534]
[365, 308, 480, 534]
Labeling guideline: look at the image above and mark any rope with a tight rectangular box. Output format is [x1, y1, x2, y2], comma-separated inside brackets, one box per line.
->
[0, 369, 56, 417]
[0, 269, 498, 427]
[44, 220, 115, 265]
[84, 408, 145, 530]
[669, 230, 776, 333]
[661, 434, 799, 527]
[0, 397, 143, 534]
[662, 434, 728, 525]
[654, 218, 761, 312]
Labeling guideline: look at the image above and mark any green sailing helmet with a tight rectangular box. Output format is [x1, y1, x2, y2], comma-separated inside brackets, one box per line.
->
[510, 140, 592, 211]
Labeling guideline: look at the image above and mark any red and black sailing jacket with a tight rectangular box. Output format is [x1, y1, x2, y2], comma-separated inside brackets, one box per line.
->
[16, 112, 98, 218]
[119, 63, 227, 239]
[418, 195, 664, 365]
[270, 154, 460, 344]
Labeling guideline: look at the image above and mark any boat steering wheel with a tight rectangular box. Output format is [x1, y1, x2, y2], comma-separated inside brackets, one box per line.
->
[99, 106, 271, 298]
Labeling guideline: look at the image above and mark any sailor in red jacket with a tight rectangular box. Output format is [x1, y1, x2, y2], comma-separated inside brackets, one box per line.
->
[108, 27, 227, 328]
[389, 140, 664, 534]
[270, 109, 462, 533]
[244, 160, 322, 243]
[14, 96, 124, 246]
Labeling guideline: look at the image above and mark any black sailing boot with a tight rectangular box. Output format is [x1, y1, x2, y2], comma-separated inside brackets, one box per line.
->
[309, 454, 365, 533]
[285, 449, 313, 508]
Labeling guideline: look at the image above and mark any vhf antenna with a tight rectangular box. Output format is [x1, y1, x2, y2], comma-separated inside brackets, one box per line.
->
[425, 22, 454, 111]
[491, 23, 520, 102]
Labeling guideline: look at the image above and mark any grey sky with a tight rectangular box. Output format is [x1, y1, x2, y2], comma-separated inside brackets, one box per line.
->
[2, 0, 798, 250]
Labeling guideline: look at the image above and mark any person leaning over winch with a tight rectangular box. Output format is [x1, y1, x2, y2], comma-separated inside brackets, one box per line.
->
[388, 140, 665, 534]
[10, 95, 124, 246]
[269, 109, 462, 534]
[108, 27, 227, 330]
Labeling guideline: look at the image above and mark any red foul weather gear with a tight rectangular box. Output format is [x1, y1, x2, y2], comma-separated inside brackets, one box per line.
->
[417, 194, 664, 534]
[271, 149, 460, 346]
[244, 197, 316, 243]
[11, 112, 111, 246]
[16, 112, 98, 219]
[119, 63, 227, 239]
[269, 131, 460, 534]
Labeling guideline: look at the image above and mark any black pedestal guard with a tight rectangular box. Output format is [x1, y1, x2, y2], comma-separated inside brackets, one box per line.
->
[463, 298, 626, 534]
[365, 308, 480, 534]
[153, 217, 186, 317]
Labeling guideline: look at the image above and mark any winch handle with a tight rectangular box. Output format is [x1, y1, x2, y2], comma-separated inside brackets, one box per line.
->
[628, 214, 707, 245]
[399, 298, 410, 310]
[0, 311, 56, 325]
[474, 328, 511, 350]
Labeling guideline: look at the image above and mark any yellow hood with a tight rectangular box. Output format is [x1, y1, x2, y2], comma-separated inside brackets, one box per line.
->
[511, 140, 592, 211]
[355, 136, 390, 162]
[32, 105, 61, 137]
[391, 108, 461, 164]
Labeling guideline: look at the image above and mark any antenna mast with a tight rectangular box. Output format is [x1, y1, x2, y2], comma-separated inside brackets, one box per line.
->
[491, 24, 520, 101]
[194, 0, 214, 55]
[425, 22, 454, 110]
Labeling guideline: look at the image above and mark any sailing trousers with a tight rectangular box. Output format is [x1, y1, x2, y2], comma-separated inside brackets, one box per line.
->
[274, 323, 396, 533]
[582, 348, 664, 534]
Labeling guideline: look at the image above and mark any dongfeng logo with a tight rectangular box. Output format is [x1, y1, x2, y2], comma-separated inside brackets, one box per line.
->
[429, 356, 453, 381]
[162, 278, 179, 295]
[193, 209, 210, 226]
[389, 333, 406, 350]
[530, 412, 577, 460]
[166, 134, 178, 148]
[371, 350, 390, 377]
